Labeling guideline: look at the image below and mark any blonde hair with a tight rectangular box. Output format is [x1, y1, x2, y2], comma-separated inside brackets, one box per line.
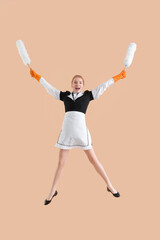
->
[71, 75, 85, 86]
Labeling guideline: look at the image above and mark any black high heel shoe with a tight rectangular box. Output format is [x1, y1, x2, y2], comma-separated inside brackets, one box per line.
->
[44, 190, 58, 205]
[107, 187, 120, 197]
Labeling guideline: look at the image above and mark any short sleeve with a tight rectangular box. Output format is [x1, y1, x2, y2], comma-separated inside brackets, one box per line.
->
[85, 90, 94, 101]
[60, 91, 71, 101]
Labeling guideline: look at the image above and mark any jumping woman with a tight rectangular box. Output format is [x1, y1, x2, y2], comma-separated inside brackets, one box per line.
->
[29, 68, 127, 205]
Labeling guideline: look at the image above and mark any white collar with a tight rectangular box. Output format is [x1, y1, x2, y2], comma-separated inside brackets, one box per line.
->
[72, 91, 82, 94]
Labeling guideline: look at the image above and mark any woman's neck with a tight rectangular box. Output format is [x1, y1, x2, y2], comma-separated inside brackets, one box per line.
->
[73, 91, 82, 94]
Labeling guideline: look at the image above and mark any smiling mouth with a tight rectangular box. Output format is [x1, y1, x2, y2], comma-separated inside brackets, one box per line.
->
[75, 88, 80, 90]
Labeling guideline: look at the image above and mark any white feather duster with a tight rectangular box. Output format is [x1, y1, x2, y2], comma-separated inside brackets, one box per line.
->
[124, 43, 137, 69]
[16, 40, 31, 66]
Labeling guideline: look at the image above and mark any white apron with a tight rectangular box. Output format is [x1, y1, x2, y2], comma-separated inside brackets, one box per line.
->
[55, 111, 93, 150]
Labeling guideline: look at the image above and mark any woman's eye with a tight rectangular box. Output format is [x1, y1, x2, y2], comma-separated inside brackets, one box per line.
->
[74, 82, 82, 84]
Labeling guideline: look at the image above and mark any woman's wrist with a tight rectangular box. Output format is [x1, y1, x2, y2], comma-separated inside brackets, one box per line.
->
[30, 68, 41, 82]
[112, 69, 127, 82]
[112, 75, 121, 82]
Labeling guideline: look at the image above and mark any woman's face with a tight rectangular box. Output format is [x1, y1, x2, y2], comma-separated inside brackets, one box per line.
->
[71, 77, 84, 93]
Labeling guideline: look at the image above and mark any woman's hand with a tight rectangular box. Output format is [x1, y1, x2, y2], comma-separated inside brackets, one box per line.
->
[30, 68, 41, 82]
[113, 68, 127, 82]
[120, 68, 127, 79]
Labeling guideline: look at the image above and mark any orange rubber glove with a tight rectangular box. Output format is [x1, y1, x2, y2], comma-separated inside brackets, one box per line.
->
[112, 68, 127, 82]
[30, 68, 41, 82]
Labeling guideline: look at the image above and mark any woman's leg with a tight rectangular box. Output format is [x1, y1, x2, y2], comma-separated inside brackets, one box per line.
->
[46, 149, 69, 200]
[84, 148, 118, 194]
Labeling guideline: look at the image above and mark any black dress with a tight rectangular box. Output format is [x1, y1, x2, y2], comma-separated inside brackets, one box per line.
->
[39, 76, 115, 149]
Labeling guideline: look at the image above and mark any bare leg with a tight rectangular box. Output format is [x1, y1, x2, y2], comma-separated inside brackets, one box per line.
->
[84, 148, 118, 194]
[46, 149, 69, 200]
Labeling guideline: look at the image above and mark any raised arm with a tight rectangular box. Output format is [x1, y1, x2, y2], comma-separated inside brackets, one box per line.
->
[30, 68, 60, 100]
[91, 69, 127, 100]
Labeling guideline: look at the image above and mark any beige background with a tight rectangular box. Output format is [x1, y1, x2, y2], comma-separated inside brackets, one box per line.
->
[0, 0, 159, 239]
